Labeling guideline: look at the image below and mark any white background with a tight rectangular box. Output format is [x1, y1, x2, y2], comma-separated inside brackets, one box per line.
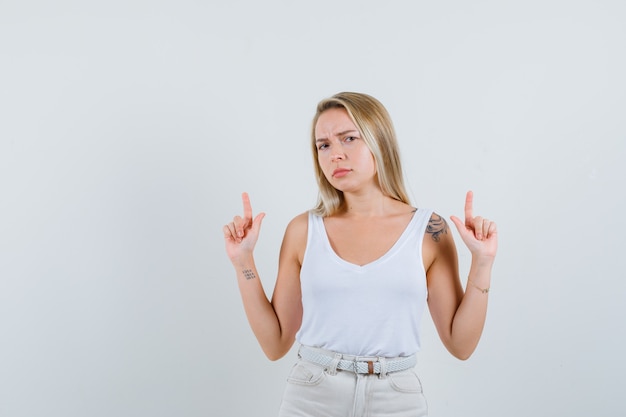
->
[1, 1, 625, 416]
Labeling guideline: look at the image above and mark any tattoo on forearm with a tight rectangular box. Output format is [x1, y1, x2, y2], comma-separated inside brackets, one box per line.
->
[242, 269, 256, 280]
[427, 213, 448, 242]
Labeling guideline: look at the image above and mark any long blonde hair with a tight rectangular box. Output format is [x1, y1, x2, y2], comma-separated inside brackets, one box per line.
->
[311, 92, 410, 216]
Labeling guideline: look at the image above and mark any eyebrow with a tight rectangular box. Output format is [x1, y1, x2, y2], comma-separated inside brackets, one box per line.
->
[315, 129, 360, 142]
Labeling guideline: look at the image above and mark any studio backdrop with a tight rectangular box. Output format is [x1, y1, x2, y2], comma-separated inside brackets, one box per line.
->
[1, 1, 624, 416]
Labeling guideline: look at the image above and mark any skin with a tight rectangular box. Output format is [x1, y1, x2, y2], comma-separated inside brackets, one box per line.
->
[223, 108, 498, 361]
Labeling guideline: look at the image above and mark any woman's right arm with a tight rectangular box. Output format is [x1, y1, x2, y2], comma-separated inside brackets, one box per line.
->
[223, 193, 305, 360]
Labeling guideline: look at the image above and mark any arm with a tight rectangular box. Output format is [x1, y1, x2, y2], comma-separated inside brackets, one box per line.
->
[223, 193, 305, 361]
[425, 191, 497, 360]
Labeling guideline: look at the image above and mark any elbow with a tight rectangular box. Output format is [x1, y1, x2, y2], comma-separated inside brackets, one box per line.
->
[452, 351, 473, 361]
[445, 342, 477, 361]
[265, 351, 286, 362]
[261, 341, 292, 362]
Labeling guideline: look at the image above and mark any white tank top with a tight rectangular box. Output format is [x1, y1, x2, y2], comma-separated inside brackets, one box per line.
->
[296, 208, 433, 357]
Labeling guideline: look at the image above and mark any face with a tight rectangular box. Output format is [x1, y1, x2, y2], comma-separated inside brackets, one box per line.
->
[314, 108, 377, 193]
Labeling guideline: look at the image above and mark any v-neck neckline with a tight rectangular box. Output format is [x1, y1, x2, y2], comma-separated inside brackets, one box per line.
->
[318, 210, 419, 270]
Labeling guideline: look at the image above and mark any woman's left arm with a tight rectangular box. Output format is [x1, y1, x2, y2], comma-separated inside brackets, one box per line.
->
[426, 191, 497, 360]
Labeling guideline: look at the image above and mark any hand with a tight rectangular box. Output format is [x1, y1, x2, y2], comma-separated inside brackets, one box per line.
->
[450, 191, 497, 259]
[223, 192, 266, 263]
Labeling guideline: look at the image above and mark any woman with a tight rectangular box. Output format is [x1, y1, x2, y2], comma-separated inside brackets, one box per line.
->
[223, 92, 497, 416]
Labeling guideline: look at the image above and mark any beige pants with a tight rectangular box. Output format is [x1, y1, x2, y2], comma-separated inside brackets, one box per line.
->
[278, 347, 428, 417]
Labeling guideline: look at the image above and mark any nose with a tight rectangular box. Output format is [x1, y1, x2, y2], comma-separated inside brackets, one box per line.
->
[331, 149, 346, 162]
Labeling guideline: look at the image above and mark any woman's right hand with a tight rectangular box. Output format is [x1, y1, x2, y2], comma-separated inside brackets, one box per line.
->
[223, 192, 266, 264]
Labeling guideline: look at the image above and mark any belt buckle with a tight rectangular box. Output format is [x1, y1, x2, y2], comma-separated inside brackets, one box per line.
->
[352, 358, 375, 374]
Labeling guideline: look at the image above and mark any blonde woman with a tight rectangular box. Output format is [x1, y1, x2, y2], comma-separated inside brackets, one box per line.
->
[223, 92, 498, 416]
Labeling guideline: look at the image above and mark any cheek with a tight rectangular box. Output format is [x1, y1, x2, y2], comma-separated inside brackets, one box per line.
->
[318, 153, 331, 168]
[316, 156, 331, 176]
[362, 150, 377, 173]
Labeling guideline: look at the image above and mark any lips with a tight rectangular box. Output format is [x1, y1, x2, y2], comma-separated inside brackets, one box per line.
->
[332, 168, 351, 178]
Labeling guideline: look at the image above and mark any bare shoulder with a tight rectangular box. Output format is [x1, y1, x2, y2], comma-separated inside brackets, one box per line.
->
[285, 211, 309, 238]
[425, 212, 450, 243]
[423, 211, 456, 270]
[281, 211, 309, 264]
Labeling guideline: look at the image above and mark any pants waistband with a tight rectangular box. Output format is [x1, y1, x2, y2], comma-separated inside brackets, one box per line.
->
[298, 345, 416, 375]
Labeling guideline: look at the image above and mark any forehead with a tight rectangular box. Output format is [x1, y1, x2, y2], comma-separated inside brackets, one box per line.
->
[314, 108, 357, 137]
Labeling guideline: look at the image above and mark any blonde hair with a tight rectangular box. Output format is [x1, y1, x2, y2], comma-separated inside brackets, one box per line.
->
[311, 92, 410, 216]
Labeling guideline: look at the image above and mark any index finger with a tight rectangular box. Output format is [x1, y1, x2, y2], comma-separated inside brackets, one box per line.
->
[242, 192, 253, 221]
[464, 190, 474, 225]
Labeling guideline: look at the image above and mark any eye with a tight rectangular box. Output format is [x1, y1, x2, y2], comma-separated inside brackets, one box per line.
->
[344, 136, 357, 143]
[317, 143, 329, 150]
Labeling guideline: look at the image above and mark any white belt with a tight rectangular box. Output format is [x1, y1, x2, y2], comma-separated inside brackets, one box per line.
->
[299, 345, 416, 375]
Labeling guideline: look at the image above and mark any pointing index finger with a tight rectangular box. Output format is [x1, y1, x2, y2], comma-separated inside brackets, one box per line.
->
[242, 192, 253, 222]
[464, 190, 474, 225]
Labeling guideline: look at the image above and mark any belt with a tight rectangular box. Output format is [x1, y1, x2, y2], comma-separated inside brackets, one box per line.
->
[299, 345, 416, 375]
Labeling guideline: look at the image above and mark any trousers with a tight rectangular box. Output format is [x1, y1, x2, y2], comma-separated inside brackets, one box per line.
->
[278, 345, 428, 417]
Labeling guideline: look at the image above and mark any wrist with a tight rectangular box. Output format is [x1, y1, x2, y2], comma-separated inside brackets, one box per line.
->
[230, 253, 255, 270]
[471, 254, 495, 268]
[467, 278, 490, 294]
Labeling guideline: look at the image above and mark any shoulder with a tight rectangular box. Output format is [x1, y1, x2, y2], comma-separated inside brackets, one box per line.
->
[285, 211, 310, 236]
[423, 211, 456, 269]
[280, 211, 310, 264]
[425, 211, 450, 243]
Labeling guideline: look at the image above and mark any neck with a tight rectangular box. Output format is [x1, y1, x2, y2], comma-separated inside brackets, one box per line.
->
[341, 191, 396, 217]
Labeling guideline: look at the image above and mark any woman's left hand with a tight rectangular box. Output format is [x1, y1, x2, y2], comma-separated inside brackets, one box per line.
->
[450, 191, 498, 259]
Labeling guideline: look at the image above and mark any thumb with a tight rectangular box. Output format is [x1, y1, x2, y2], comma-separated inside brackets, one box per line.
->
[450, 215, 470, 238]
[251, 212, 266, 233]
